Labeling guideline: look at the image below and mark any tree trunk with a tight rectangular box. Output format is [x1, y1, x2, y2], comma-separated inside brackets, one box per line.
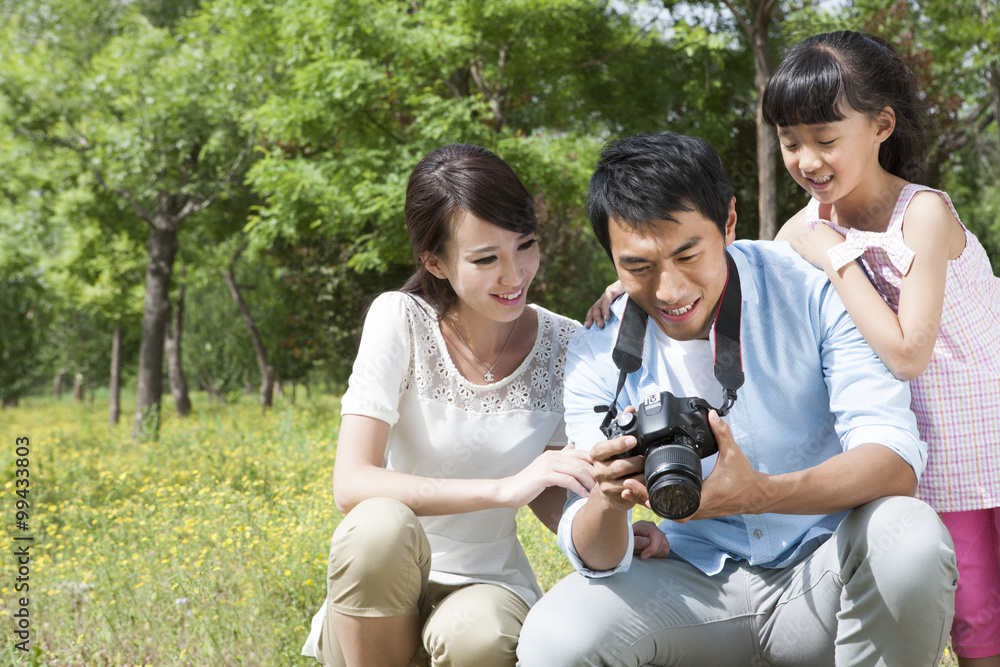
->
[133, 221, 179, 438]
[73, 373, 85, 402]
[53, 369, 67, 399]
[221, 265, 274, 409]
[750, 6, 777, 240]
[109, 325, 122, 426]
[165, 265, 191, 417]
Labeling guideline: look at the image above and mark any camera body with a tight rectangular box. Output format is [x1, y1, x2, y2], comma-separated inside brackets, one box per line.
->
[605, 391, 717, 520]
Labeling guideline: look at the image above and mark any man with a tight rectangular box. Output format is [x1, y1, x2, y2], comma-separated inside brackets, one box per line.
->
[516, 132, 957, 666]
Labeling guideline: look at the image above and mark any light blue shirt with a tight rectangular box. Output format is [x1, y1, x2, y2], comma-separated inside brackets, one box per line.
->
[559, 240, 926, 577]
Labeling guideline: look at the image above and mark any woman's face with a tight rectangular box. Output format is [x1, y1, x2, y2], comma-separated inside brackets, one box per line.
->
[425, 210, 540, 325]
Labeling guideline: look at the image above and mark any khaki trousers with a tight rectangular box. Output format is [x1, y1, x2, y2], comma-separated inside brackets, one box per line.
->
[315, 497, 530, 667]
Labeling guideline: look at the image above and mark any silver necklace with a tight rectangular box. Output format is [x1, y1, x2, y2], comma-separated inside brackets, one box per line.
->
[447, 315, 519, 383]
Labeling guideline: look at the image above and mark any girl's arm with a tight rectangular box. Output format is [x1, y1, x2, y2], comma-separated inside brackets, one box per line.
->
[585, 281, 624, 329]
[333, 414, 594, 516]
[792, 193, 961, 380]
[773, 207, 809, 241]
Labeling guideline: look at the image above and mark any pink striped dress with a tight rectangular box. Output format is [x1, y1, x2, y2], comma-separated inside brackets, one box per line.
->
[806, 183, 1000, 512]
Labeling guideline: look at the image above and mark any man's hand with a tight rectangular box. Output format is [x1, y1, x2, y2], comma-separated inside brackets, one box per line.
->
[685, 411, 774, 520]
[571, 409, 649, 572]
[588, 423, 645, 513]
[632, 520, 670, 559]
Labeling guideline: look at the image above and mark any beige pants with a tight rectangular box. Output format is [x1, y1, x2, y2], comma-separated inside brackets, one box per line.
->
[315, 497, 531, 667]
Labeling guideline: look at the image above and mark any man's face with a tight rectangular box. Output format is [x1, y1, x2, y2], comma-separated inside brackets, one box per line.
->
[608, 199, 736, 341]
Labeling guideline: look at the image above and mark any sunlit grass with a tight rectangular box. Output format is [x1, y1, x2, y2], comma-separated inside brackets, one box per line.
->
[0, 395, 957, 666]
[1, 395, 340, 666]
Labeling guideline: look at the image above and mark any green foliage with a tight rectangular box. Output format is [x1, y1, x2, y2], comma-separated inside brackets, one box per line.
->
[0, 249, 52, 405]
[839, 0, 1000, 266]
[1, 0, 994, 403]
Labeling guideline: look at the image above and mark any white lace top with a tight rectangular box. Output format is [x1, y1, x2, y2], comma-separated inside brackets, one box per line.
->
[311, 290, 577, 632]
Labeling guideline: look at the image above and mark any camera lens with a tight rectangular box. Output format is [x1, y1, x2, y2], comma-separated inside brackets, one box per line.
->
[644, 443, 703, 520]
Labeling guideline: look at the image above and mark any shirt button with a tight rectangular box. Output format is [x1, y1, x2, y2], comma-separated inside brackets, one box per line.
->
[753, 530, 763, 539]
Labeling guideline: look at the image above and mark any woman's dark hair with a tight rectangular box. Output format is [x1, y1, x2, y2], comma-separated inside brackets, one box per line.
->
[762, 30, 927, 182]
[399, 144, 537, 319]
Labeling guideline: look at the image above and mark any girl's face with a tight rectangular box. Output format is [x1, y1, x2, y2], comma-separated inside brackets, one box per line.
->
[776, 107, 894, 205]
[424, 210, 540, 325]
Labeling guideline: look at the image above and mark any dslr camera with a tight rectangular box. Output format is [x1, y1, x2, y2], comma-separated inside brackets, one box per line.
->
[604, 390, 717, 521]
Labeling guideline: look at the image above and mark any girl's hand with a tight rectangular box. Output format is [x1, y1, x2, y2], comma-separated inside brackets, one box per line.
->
[502, 443, 595, 509]
[632, 520, 670, 559]
[790, 224, 845, 271]
[585, 280, 625, 328]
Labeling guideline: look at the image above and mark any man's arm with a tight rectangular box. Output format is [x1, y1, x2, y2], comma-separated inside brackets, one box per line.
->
[560, 320, 647, 574]
[570, 432, 644, 571]
[657, 412, 917, 521]
[665, 271, 925, 521]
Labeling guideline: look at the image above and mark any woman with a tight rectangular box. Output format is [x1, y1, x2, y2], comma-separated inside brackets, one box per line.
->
[301, 143, 594, 667]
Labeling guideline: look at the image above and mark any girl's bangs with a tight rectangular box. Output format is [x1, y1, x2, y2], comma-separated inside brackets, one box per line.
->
[765, 52, 848, 127]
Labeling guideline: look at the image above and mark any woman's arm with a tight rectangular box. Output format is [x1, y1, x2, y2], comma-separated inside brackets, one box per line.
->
[333, 415, 594, 516]
[791, 194, 961, 380]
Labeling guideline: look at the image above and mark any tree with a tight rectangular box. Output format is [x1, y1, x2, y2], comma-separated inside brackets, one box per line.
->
[835, 0, 1000, 267]
[720, 0, 779, 240]
[50, 215, 145, 424]
[220, 240, 276, 409]
[0, 120, 68, 406]
[0, 250, 50, 407]
[654, 0, 781, 238]
[244, 0, 709, 385]
[0, 0, 271, 435]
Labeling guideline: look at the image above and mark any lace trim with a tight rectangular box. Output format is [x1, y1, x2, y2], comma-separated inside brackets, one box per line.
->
[399, 295, 575, 414]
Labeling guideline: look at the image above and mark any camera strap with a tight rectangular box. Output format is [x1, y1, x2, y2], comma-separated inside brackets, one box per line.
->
[597, 250, 745, 434]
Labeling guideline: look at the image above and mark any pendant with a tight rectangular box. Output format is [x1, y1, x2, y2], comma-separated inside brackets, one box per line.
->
[484, 370, 495, 382]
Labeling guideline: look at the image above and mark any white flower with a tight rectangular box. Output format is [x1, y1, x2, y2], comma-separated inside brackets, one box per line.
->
[481, 394, 503, 413]
[414, 364, 433, 390]
[531, 367, 550, 392]
[421, 331, 438, 357]
[509, 380, 530, 408]
[432, 386, 455, 404]
[536, 337, 553, 362]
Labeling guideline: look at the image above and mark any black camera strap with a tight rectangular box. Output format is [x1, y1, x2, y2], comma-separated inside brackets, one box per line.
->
[597, 250, 745, 434]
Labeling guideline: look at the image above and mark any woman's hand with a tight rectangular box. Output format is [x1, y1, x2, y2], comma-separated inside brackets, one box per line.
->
[502, 443, 595, 509]
[584, 280, 625, 329]
[789, 223, 845, 271]
[632, 520, 670, 559]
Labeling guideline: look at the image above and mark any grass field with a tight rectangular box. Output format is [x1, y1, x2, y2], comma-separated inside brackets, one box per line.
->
[1, 395, 957, 666]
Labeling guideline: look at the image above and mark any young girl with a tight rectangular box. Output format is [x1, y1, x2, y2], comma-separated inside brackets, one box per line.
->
[763, 30, 1000, 667]
[300, 144, 594, 667]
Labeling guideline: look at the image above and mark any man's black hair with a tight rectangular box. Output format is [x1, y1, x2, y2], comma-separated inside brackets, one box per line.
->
[587, 132, 733, 260]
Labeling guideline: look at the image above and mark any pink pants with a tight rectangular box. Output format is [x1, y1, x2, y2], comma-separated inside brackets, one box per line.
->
[941, 507, 1000, 659]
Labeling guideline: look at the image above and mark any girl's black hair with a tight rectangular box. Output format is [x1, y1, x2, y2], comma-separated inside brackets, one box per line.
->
[399, 144, 536, 319]
[762, 30, 927, 182]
